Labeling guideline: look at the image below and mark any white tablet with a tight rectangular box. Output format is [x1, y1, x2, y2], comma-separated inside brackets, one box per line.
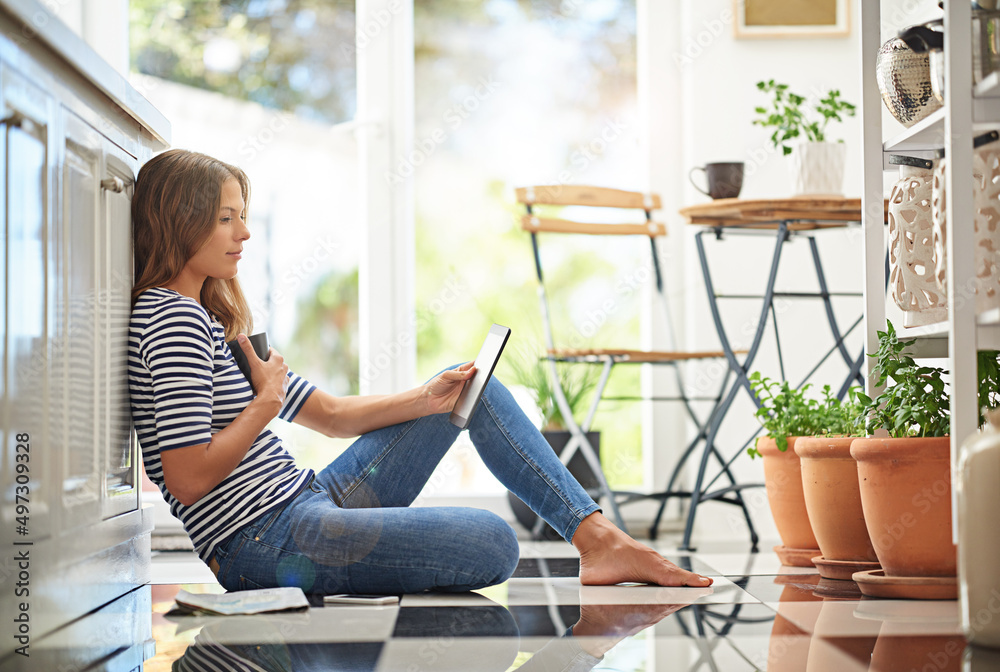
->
[449, 324, 511, 429]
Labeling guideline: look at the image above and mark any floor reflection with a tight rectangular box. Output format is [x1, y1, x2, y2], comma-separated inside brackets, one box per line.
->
[166, 600, 691, 672]
[13, 546, 1000, 670]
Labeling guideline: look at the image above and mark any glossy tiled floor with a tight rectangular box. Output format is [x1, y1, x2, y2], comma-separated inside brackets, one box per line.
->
[141, 538, 1000, 671]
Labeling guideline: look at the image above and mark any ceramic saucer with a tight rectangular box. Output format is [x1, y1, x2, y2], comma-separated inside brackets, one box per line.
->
[813, 576, 865, 600]
[774, 545, 821, 567]
[852, 569, 957, 600]
[811, 555, 881, 581]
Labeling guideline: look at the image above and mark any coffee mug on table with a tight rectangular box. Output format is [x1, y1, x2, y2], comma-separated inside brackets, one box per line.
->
[227, 332, 270, 384]
[689, 162, 745, 199]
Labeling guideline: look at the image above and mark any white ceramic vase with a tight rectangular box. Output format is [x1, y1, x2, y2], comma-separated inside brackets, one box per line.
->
[789, 141, 845, 196]
[932, 140, 1000, 315]
[889, 160, 946, 326]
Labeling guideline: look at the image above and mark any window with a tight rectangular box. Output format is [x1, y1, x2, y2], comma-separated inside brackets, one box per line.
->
[413, 0, 643, 492]
[130, 0, 362, 467]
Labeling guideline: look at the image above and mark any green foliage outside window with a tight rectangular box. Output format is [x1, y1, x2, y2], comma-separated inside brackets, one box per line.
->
[130, 0, 356, 124]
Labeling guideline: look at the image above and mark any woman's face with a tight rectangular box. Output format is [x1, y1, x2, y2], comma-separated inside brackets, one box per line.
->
[185, 178, 249, 281]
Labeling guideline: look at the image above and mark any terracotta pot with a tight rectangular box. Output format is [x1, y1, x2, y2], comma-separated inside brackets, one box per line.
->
[870, 633, 965, 671]
[862, 601, 964, 670]
[795, 436, 878, 563]
[851, 436, 956, 577]
[757, 436, 819, 550]
[767, 576, 823, 672]
[767, 612, 813, 672]
[806, 601, 879, 672]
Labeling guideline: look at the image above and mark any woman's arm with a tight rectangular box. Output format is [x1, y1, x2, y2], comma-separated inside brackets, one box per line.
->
[292, 362, 476, 439]
[160, 335, 290, 506]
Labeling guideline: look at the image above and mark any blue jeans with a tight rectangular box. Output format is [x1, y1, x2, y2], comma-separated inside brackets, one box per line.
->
[212, 373, 601, 594]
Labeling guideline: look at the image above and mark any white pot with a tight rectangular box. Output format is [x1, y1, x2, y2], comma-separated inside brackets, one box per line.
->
[789, 141, 846, 196]
[958, 412, 1000, 648]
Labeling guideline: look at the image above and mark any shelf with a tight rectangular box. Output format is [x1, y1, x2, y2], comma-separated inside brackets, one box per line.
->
[863, 0, 988, 544]
[882, 100, 1000, 155]
[974, 70, 1000, 98]
[899, 308, 1000, 358]
[884, 109, 945, 153]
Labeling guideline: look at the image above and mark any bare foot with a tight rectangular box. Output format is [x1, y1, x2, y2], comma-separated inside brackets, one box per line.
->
[572, 512, 714, 587]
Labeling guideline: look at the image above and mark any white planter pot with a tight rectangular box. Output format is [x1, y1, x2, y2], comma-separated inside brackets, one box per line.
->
[789, 141, 846, 196]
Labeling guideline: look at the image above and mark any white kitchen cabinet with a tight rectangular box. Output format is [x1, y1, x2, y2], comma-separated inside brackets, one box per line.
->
[0, 0, 169, 666]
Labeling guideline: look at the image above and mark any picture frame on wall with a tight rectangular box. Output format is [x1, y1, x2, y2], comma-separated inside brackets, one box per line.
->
[733, 0, 850, 39]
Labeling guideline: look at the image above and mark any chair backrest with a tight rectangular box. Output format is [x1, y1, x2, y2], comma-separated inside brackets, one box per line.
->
[516, 184, 678, 352]
[515, 185, 667, 238]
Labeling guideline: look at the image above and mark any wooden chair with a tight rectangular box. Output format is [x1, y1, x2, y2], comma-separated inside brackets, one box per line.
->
[516, 185, 758, 542]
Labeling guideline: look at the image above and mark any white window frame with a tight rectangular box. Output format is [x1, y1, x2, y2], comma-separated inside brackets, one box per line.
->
[356, 0, 417, 397]
[637, 0, 690, 529]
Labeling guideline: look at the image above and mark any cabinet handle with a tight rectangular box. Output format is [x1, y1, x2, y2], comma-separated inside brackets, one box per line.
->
[101, 176, 125, 193]
[0, 111, 23, 127]
[1, 112, 36, 133]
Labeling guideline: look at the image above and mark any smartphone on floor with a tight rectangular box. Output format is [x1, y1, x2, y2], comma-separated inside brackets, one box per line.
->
[323, 594, 399, 606]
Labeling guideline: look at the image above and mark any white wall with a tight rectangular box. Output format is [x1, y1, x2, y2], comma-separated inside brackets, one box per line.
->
[660, 0, 939, 545]
[58, 0, 129, 74]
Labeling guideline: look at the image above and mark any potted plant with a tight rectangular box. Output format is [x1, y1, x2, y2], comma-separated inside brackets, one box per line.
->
[752, 79, 856, 196]
[850, 321, 955, 590]
[503, 349, 600, 539]
[849, 324, 1000, 597]
[793, 388, 881, 580]
[748, 371, 827, 566]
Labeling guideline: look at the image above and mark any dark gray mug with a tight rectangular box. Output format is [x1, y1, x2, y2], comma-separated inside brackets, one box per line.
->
[227, 332, 270, 385]
[689, 162, 744, 199]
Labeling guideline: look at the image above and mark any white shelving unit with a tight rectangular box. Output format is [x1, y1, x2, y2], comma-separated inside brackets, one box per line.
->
[860, 3, 994, 527]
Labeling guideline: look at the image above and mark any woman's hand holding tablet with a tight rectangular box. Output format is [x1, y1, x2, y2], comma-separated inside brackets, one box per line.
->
[449, 324, 511, 429]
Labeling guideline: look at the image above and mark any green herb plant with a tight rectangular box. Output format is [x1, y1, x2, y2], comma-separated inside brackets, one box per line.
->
[749, 372, 818, 457]
[978, 350, 1000, 427]
[838, 387, 869, 437]
[747, 372, 865, 458]
[752, 80, 857, 156]
[504, 347, 599, 431]
[854, 322, 950, 438]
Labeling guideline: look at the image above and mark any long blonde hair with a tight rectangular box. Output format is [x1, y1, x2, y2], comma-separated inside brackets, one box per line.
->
[131, 149, 253, 340]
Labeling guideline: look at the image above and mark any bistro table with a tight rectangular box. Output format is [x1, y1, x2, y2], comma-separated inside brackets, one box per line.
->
[656, 197, 874, 551]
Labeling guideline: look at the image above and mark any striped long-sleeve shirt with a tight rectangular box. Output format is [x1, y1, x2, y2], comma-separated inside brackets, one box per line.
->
[128, 287, 316, 563]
